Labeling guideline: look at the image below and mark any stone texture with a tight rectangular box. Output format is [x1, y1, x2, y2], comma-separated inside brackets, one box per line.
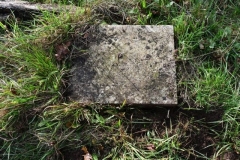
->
[69, 25, 177, 106]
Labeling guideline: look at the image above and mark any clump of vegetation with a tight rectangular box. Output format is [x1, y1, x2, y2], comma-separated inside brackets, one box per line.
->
[0, 0, 239, 159]
[192, 63, 238, 110]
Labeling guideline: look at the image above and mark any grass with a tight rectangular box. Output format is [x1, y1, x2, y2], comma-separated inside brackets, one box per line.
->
[192, 63, 238, 110]
[0, 0, 240, 159]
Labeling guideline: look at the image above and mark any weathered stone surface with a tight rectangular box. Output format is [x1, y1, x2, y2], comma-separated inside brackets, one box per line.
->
[0, 0, 79, 21]
[69, 25, 177, 106]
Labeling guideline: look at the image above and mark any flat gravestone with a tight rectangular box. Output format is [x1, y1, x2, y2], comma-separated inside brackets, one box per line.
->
[68, 25, 177, 106]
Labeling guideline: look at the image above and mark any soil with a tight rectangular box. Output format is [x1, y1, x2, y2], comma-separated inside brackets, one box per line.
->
[60, 106, 240, 160]
[124, 107, 222, 159]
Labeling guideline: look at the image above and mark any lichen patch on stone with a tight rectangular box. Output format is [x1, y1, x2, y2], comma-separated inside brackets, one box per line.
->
[68, 25, 177, 106]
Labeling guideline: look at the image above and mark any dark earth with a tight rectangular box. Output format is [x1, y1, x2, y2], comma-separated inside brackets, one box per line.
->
[60, 106, 239, 160]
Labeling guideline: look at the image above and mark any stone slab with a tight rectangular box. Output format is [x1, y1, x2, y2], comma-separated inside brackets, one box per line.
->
[68, 25, 177, 106]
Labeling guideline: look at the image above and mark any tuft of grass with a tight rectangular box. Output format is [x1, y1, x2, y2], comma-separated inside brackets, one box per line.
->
[0, 5, 91, 159]
[192, 62, 238, 110]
